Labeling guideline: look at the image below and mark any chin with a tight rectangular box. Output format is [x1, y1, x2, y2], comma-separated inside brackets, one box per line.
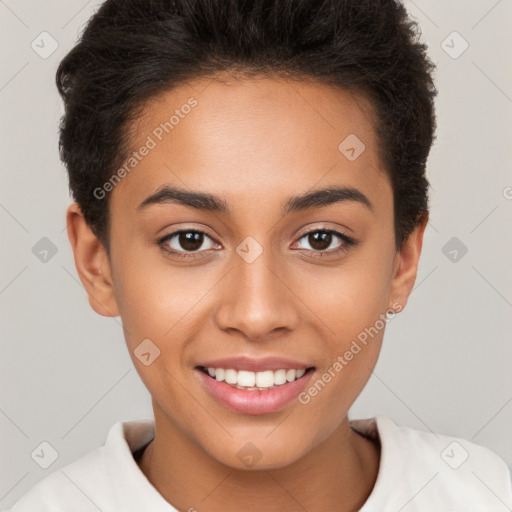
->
[205, 435, 312, 471]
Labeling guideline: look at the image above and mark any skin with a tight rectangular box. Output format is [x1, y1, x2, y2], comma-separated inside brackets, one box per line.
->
[66, 74, 427, 512]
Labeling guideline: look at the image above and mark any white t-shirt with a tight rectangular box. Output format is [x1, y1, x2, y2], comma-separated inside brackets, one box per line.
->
[4, 414, 512, 511]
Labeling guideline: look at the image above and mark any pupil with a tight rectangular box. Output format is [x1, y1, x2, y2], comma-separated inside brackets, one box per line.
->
[180, 232, 203, 251]
[309, 231, 331, 251]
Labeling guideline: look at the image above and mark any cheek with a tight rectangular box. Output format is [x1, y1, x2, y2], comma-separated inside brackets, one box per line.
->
[297, 265, 390, 433]
[112, 251, 213, 343]
[302, 249, 395, 345]
[111, 257, 202, 406]
[296, 237, 395, 415]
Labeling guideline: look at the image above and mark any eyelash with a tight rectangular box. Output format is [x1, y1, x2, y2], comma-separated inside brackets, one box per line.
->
[157, 227, 356, 260]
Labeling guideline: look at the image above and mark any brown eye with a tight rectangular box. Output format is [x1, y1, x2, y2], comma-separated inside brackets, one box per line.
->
[294, 228, 356, 257]
[177, 231, 204, 251]
[307, 231, 333, 251]
[158, 230, 219, 257]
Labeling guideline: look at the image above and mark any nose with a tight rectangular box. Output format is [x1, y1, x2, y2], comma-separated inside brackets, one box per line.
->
[214, 247, 301, 342]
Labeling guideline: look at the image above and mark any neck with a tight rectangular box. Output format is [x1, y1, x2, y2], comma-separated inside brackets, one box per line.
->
[138, 408, 380, 512]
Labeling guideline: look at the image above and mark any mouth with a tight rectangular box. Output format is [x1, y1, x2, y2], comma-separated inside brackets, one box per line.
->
[195, 363, 315, 415]
[197, 366, 315, 391]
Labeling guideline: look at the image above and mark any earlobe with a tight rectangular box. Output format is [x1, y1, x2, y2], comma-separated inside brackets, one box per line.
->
[66, 203, 120, 317]
[388, 213, 429, 313]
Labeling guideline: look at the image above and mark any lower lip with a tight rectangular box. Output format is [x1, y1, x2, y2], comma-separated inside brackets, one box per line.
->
[196, 368, 314, 415]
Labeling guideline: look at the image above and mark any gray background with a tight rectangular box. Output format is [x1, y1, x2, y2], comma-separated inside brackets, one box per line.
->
[1, 0, 511, 507]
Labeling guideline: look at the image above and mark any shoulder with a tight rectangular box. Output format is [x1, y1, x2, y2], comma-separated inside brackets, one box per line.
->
[4, 420, 153, 512]
[352, 414, 512, 510]
[4, 445, 112, 512]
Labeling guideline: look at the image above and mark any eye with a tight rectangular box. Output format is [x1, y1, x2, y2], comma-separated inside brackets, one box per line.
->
[294, 228, 355, 256]
[158, 229, 220, 259]
[157, 227, 356, 260]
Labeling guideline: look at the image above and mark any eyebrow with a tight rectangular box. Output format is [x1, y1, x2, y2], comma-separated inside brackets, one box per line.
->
[137, 185, 373, 214]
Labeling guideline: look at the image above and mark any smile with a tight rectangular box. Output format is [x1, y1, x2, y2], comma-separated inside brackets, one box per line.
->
[200, 367, 308, 390]
[196, 363, 315, 415]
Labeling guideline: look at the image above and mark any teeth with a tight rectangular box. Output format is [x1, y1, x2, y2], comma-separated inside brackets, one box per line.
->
[286, 369, 296, 382]
[225, 369, 238, 385]
[204, 367, 308, 390]
[237, 370, 256, 387]
[256, 370, 274, 388]
[274, 369, 287, 385]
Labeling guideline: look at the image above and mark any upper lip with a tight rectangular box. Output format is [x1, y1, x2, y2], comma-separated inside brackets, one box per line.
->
[196, 356, 314, 372]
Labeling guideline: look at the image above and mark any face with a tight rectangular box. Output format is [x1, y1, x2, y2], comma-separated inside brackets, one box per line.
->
[69, 74, 425, 470]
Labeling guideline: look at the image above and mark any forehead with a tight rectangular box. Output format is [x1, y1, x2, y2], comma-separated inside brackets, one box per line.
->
[112, 74, 390, 214]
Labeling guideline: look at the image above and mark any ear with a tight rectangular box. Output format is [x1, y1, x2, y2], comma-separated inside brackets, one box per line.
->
[388, 213, 429, 313]
[66, 202, 120, 317]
